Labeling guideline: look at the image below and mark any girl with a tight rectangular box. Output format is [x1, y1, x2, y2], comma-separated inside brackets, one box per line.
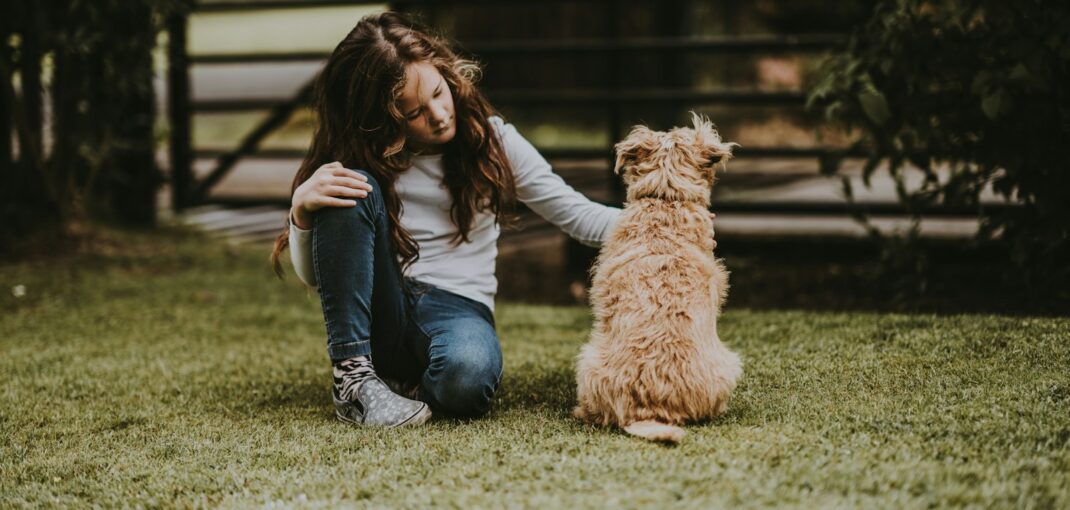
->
[271, 12, 713, 427]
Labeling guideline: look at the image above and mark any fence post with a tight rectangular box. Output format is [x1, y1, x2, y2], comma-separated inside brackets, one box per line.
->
[0, 41, 11, 171]
[168, 6, 192, 212]
[607, 0, 624, 205]
[21, 11, 43, 165]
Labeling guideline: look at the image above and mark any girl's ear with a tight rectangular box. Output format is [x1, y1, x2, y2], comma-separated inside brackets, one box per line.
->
[613, 125, 657, 177]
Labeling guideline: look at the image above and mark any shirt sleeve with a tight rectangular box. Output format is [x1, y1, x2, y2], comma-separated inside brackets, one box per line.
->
[492, 116, 622, 247]
[288, 215, 317, 287]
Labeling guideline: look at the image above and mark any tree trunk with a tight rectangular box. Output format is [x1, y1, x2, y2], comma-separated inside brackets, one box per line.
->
[1, 40, 12, 173]
[103, 1, 159, 226]
[51, 0, 160, 227]
[0, 1, 63, 258]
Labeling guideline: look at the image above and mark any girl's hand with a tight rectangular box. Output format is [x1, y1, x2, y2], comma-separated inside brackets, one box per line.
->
[709, 212, 718, 251]
[291, 162, 373, 229]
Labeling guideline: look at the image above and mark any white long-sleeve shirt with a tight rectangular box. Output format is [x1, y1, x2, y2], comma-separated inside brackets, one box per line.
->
[289, 116, 621, 311]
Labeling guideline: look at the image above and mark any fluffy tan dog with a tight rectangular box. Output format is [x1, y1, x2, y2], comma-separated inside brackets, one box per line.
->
[573, 113, 743, 444]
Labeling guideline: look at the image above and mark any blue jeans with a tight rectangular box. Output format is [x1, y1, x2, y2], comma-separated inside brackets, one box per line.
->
[311, 170, 502, 418]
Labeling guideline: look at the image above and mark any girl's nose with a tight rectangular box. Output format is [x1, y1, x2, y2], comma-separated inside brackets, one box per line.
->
[427, 103, 449, 124]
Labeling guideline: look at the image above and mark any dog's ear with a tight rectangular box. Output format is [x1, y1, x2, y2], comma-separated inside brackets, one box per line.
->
[689, 112, 736, 178]
[614, 125, 658, 178]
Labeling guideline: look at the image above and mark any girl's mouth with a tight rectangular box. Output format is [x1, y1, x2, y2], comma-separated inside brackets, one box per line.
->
[433, 119, 452, 134]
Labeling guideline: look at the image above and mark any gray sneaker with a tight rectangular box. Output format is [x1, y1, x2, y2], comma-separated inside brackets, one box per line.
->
[333, 377, 431, 427]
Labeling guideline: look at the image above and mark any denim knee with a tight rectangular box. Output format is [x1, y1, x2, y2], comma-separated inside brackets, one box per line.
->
[426, 341, 502, 418]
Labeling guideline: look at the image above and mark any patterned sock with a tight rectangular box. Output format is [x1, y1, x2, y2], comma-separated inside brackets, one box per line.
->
[333, 355, 377, 401]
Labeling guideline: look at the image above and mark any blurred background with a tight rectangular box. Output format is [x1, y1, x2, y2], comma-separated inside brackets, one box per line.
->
[3, 0, 1068, 314]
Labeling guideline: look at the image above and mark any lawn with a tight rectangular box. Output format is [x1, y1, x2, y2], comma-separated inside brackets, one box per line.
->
[1, 226, 1067, 509]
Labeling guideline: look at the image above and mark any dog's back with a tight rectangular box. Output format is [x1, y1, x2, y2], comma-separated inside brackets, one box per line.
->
[575, 199, 738, 433]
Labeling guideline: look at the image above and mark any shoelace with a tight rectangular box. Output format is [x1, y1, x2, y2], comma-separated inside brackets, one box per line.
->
[333, 357, 376, 401]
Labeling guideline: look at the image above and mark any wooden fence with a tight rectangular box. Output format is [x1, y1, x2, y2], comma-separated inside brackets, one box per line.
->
[167, 0, 862, 211]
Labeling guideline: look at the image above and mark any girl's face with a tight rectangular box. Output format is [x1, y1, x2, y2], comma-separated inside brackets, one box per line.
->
[397, 61, 456, 151]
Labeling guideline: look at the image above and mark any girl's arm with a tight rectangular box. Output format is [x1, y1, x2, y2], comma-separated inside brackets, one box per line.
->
[289, 214, 317, 287]
[493, 117, 622, 247]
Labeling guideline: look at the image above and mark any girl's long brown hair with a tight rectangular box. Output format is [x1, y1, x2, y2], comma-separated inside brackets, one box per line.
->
[271, 11, 515, 277]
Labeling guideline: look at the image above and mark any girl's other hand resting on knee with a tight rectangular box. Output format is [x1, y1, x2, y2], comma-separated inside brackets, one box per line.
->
[290, 162, 374, 229]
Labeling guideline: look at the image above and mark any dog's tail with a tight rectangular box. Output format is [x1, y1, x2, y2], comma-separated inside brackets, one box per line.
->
[623, 420, 686, 444]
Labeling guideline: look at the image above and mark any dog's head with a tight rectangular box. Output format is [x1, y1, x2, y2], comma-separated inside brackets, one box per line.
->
[613, 112, 736, 204]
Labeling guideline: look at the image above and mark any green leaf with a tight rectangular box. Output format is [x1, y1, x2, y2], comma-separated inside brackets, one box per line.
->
[840, 176, 855, 200]
[981, 89, 1006, 120]
[1008, 62, 1049, 91]
[824, 102, 844, 123]
[1008, 63, 1030, 81]
[880, 58, 894, 75]
[858, 90, 892, 125]
[862, 157, 880, 187]
[971, 70, 992, 94]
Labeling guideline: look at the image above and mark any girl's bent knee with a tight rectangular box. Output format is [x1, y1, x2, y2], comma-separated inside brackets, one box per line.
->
[314, 177, 383, 228]
[428, 357, 500, 417]
[436, 380, 496, 418]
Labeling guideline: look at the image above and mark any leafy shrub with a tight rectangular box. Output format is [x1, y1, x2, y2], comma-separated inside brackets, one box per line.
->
[808, 0, 1070, 289]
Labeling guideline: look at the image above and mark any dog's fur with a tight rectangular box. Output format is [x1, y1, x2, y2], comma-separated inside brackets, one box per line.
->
[573, 113, 743, 444]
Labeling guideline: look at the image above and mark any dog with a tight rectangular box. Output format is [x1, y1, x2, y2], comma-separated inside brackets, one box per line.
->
[573, 113, 743, 444]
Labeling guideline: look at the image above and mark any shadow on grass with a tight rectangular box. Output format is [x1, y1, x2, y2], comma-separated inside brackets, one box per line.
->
[493, 361, 753, 435]
[719, 236, 1070, 317]
[197, 372, 329, 419]
[198, 361, 580, 423]
[496, 363, 577, 415]
[541, 236, 1070, 317]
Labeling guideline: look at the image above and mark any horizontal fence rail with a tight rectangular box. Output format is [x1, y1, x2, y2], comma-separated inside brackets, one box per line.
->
[191, 89, 808, 112]
[193, 0, 708, 12]
[189, 34, 844, 64]
[197, 195, 1017, 221]
[191, 147, 864, 160]
[196, 0, 383, 11]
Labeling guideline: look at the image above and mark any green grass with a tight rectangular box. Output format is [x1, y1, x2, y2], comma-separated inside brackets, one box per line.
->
[1, 226, 1068, 509]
